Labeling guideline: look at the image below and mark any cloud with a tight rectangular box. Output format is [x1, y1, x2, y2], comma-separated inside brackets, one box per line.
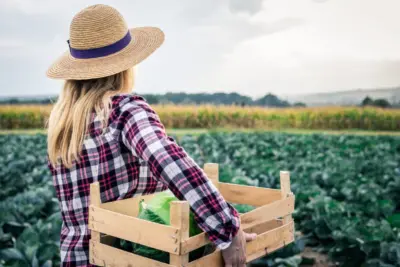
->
[215, 39, 400, 96]
[256, 17, 306, 35]
[228, 0, 265, 15]
[312, 0, 330, 3]
[0, 0, 93, 15]
[0, 39, 25, 48]
[0, 0, 400, 97]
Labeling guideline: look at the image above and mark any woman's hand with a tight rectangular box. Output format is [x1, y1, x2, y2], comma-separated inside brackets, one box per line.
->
[221, 229, 257, 267]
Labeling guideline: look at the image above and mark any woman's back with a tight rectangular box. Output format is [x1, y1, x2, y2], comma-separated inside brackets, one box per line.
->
[46, 5, 253, 267]
[48, 94, 167, 264]
[48, 94, 242, 266]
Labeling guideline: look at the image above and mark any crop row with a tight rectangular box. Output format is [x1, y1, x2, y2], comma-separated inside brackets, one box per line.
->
[179, 132, 400, 266]
[1, 132, 400, 267]
[1, 104, 400, 131]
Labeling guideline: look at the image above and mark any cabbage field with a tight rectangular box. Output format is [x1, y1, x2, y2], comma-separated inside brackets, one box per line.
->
[0, 132, 400, 267]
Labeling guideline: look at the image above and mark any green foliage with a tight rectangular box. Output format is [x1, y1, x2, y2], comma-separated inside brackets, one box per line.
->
[292, 102, 307, 108]
[362, 96, 374, 106]
[133, 204, 170, 263]
[1, 132, 400, 266]
[0, 134, 60, 267]
[118, 191, 207, 263]
[181, 132, 400, 266]
[373, 99, 392, 108]
[361, 96, 392, 108]
[255, 93, 290, 107]
[0, 135, 51, 200]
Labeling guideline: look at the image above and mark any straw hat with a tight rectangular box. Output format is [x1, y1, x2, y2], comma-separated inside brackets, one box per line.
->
[46, 4, 164, 80]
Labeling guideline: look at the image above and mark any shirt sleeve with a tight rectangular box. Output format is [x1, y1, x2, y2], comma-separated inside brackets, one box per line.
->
[118, 100, 240, 250]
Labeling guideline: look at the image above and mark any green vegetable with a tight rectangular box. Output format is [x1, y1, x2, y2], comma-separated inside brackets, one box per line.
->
[122, 191, 207, 263]
[2, 132, 400, 266]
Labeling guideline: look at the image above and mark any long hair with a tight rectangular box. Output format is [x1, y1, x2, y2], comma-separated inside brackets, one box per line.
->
[47, 68, 134, 168]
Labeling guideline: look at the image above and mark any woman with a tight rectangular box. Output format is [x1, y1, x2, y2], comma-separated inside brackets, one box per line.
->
[46, 4, 256, 267]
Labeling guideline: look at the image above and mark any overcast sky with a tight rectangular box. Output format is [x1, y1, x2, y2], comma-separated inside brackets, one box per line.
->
[1, 0, 400, 98]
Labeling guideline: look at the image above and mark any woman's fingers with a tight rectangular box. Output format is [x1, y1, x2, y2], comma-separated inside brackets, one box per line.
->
[233, 254, 240, 267]
[235, 244, 244, 267]
[239, 254, 247, 266]
[222, 230, 256, 267]
[244, 232, 257, 242]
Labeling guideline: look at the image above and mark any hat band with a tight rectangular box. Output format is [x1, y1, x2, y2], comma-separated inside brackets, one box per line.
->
[67, 31, 131, 59]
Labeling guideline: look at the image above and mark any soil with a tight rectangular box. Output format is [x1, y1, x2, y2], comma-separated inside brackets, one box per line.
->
[300, 247, 338, 267]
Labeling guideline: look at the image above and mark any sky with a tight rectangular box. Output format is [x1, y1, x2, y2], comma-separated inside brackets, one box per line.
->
[0, 0, 400, 98]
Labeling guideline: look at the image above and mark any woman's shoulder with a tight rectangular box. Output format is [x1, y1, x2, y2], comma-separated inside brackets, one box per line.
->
[111, 93, 153, 112]
[111, 93, 146, 107]
[110, 93, 157, 119]
[108, 93, 165, 136]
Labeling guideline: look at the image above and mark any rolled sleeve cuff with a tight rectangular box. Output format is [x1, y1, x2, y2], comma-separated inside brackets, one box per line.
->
[217, 240, 232, 250]
[213, 206, 241, 250]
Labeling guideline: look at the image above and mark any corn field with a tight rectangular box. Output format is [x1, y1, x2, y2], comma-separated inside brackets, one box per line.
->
[1, 104, 400, 131]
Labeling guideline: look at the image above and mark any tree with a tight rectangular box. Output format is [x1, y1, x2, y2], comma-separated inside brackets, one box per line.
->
[8, 98, 19, 104]
[293, 102, 307, 107]
[140, 94, 160, 104]
[255, 93, 290, 107]
[361, 96, 374, 106]
[360, 96, 391, 108]
[373, 98, 391, 108]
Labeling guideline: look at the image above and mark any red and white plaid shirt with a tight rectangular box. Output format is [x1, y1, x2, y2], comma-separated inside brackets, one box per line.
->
[47, 94, 240, 267]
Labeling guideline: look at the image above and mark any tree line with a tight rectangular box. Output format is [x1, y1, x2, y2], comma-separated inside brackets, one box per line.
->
[360, 96, 394, 108]
[0, 92, 306, 108]
[2, 92, 396, 108]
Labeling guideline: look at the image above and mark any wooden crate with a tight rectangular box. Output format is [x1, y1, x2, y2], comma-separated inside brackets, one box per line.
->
[89, 163, 295, 267]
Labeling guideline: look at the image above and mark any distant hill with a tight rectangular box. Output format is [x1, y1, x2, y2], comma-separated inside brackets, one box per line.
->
[285, 87, 400, 106]
[2, 87, 399, 107]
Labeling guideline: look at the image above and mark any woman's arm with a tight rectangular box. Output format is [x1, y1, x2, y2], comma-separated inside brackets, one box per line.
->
[118, 99, 240, 250]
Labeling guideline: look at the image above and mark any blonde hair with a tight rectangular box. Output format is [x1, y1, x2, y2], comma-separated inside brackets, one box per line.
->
[47, 68, 134, 168]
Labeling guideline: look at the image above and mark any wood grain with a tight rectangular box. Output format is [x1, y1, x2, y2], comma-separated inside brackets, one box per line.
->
[219, 182, 282, 206]
[89, 205, 180, 254]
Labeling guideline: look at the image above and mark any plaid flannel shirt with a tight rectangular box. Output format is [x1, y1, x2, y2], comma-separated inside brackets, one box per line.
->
[47, 94, 240, 267]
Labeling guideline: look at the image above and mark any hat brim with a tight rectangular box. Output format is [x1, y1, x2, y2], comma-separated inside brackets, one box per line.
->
[46, 27, 164, 80]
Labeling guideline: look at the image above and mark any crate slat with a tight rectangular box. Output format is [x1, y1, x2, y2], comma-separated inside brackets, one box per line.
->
[240, 195, 295, 229]
[186, 248, 223, 267]
[219, 182, 283, 206]
[185, 221, 294, 267]
[89, 183, 101, 264]
[246, 221, 294, 257]
[100, 193, 157, 217]
[181, 218, 286, 254]
[246, 218, 284, 234]
[246, 230, 295, 263]
[89, 205, 180, 254]
[90, 241, 173, 267]
[181, 231, 209, 254]
[204, 163, 220, 189]
[170, 201, 190, 264]
[89, 183, 101, 242]
[280, 171, 294, 224]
